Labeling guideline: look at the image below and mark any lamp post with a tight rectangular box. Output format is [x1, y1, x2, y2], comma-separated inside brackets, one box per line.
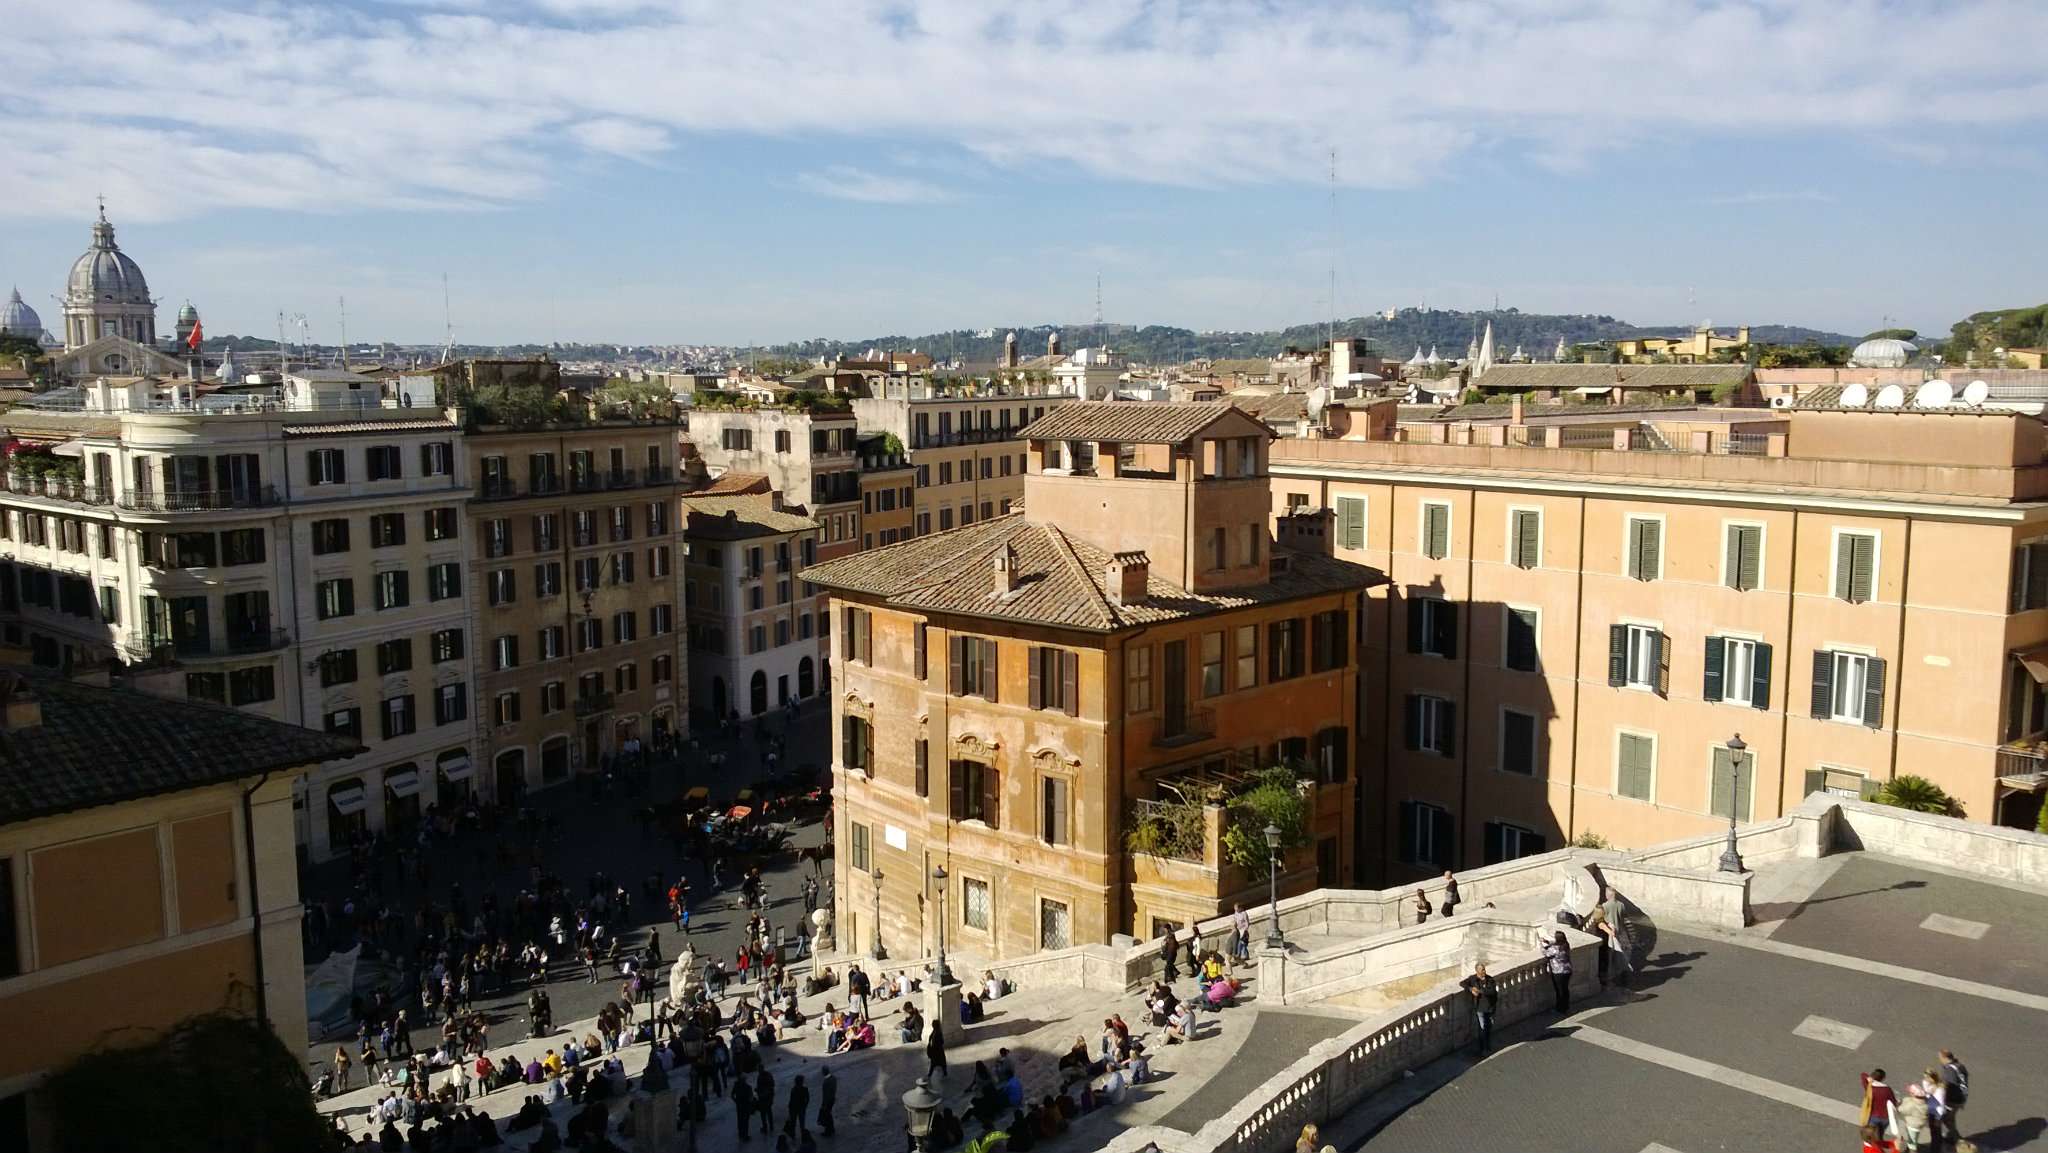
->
[901, 1076, 942, 1153]
[1718, 734, 1747, 874]
[1263, 823, 1285, 950]
[871, 868, 887, 960]
[932, 864, 950, 985]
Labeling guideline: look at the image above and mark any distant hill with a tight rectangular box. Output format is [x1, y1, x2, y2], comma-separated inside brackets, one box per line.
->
[1946, 304, 2048, 361]
[763, 310, 1860, 365]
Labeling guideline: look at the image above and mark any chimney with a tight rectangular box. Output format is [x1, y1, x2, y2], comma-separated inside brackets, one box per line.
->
[1510, 395, 1525, 426]
[0, 674, 41, 733]
[1105, 550, 1149, 606]
[769, 490, 783, 512]
[993, 544, 1021, 596]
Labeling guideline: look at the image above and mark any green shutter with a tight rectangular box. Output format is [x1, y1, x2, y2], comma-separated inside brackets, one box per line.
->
[1425, 504, 1448, 559]
[1703, 636, 1725, 702]
[1728, 525, 1760, 591]
[1810, 650, 1834, 719]
[1514, 510, 1539, 568]
[1751, 642, 1773, 710]
[1607, 625, 1628, 687]
[1862, 656, 1887, 728]
[1630, 519, 1660, 581]
[1851, 535, 1875, 603]
[1711, 747, 1735, 818]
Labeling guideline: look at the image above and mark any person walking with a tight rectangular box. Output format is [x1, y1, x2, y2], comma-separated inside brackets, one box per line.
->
[1860, 1069, 1898, 1134]
[333, 1045, 353, 1092]
[1159, 926, 1179, 984]
[784, 1074, 810, 1138]
[1597, 887, 1633, 986]
[754, 1068, 776, 1135]
[926, 1017, 948, 1083]
[1459, 962, 1499, 1056]
[1411, 888, 1432, 926]
[1936, 1049, 1969, 1147]
[1439, 871, 1461, 917]
[1230, 903, 1252, 967]
[733, 1075, 756, 1142]
[1541, 930, 1573, 1014]
[1894, 1083, 1934, 1151]
[816, 1066, 837, 1137]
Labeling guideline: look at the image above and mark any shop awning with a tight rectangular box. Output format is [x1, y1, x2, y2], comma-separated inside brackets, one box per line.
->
[437, 755, 473, 783]
[383, 769, 422, 798]
[328, 784, 368, 815]
[2014, 645, 2048, 683]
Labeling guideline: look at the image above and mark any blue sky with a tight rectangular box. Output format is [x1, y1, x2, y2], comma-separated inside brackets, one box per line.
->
[3, 0, 2046, 347]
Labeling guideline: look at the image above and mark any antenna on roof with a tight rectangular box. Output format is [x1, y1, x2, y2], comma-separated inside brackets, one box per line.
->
[1094, 271, 1103, 327]
[338, 295, 347, 369]
[1327, 146, 1339, 351]
[440, 273, 455, 366]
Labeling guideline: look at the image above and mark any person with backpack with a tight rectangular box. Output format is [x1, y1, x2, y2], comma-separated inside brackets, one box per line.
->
[1935, 1050, 1969, 1148]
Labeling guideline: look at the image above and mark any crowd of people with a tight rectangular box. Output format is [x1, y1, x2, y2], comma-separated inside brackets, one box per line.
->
[1857, 1053, 1972, 1153]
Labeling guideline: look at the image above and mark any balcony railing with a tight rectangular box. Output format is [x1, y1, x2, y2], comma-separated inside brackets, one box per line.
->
[574, 691, 616, 717]
[1128, 798, 1211, 863]
[644, 466, 675, 485]
[1997, 744, 2048, 783]
[1154, 704, 1216, 748]
[225, 625, 291, 653]
[118, 485, 281, 513]
[477, 477, 521, 501]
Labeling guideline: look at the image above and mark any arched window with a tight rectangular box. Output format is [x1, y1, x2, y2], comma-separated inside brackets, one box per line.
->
[749, 670, 768, 716]
[798, 656, 815, 698]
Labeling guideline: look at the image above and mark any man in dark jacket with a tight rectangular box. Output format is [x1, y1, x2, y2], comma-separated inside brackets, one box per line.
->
[732, 1077, 756, 1141]
[785, 1074, 810, 1137]
[755, 1068, 776, 1133]
[817, 1066, 838, 1136]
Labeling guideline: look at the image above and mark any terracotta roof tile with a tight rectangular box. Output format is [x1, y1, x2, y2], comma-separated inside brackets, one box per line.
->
[1017, 401, 1259, 445]
[695, 472, 773, 496]
[680, 493, 816, 539]
[1473, 363, 1751, 390]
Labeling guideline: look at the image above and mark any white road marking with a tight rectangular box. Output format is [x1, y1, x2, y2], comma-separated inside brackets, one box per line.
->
[1571, 1026, 1862, 1124]
[1679, 926, 2048, 1014]
[1791, 1014, 1871, 1050]
[1640, 1144, 1688, 1153]
[1919, 913, 1990, 940]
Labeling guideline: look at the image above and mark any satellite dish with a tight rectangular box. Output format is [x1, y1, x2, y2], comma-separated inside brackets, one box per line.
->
[1964, 379, 1990, 406]
[1914, 379, 1953, 408]
[1874, 384, 1906, 409]
[1840, 382, 1869, 408]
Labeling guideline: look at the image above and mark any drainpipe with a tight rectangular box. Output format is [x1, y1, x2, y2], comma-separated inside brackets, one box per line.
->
[1564, 495, 1587, 840]
[1885, 517, 1915, 784]
[241, 769, 274, 1035]
[1456, 489, 1476, 867]
[1377, 489, 1398, 884]
[1773, 509, 1802, 819]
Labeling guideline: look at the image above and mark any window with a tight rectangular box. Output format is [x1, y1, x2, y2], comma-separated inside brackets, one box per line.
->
[2012, 540, 2048, 611]
[325, 708, 362, 740]
[1709, 744, 1754, 822]
[373, 569, 410, 610]
[319, 648, 358, 687]
[949, 759, 999, 827]
[1499, 708, 1539, 775]
[609, 553, 635, 586]
[1398, 801, 1453, 869]
[614, 662, 637, 693]
[97, 585, 120, 624]
[230, 666, 276, 705]
[370, 513, 405, 548]
[1626, 516, 1663, 581]
[1267, 618, 1304, 681]
[1509, 508, 1541, 569]
[1234, 625, 1258, 689]
[541, 681, 566, 714]
[1039, 897, 1070, 950]
[377, 638, 413, 675]
[574, 557, 598, 592]
[1482, 822, 1546, 866]
[649, 545, 671, 578]
[428, 562, 461, 601]
[307, 448, 345, 485]
[222, 528, 265, 566]
[1027, 645, 1080, 715]
[530, 561, 559, 598]
[420, 441, 452, 477]
[1336, 497, 1366, 551]
[435, 683, 467, 725]
[1041, 776, 1070, 845]
[1210, 526, 1227, 570]
[962, 877, 991, 931]
[1812, 649, 1885, 727]
[651, 604, 674, 635]
[1607, 623, 1666, 693]
[1725, 523, 1763, 591]
[366, 445, 401, 481]
[748, 625, 765, 654]
[316, 578, 354, 620]
[841, 715, 873, 776]
[382, 694, 416, 739]
[1313, 725, 1349, 784]
[185, 672, 225, 703]
[1504, 607, 1539, 672]
[485, 518, 511, 558]
[613, 611, 637, 644]
[493, 634, 519, 671]
[647, 502, 669, 536]
[494, 692, 520, 726]
[533, 514, 559, 551]
[172, 531, 216, 568]
[1199, 632, 1225, 697]
[487, 568, 516, 606]
[539, 625, 564, 661]
[609, 506, 632, 543]
[1404, 694, 1456, 756]
[1833, 531, 1877, 604]
[1408, 597, 1457, 659]
[721, 428, 753, 451]
[950, 635, 998, 700]
[1704, 636, 1771, 708]
[849, 823, 870, 872]
[574, 511, 596, 547]
[913, 737, 930, 797]
[578, 619, 603, 652]
[1616, 731, 1656, 801]
[431, 628, 464, 663]
[1421, 502, 1451, 560]
[1310, 608, 1349, 672]
[835, 606, 870, 664]
[425, 507, 458, 542]
[1109, 645, 1150, 715]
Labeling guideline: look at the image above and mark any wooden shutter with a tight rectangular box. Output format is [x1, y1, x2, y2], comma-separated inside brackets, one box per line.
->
[2014, 547, 2029, 612]
[1429, 807, 1454, 868]
[305, 450, 320, 483]
[1028, 647, 1044, 709]
[1514, 510, 1539, 568]
[2030, 543, 2048, 609]
[1607, 625, 1628, 687]
[1045, 778, 1068, 845]
[842, 718, 857, 771]
[1424, 505, 1448, 559]
[1631, 519, 1659, 581]
[1850, 535, 1875, 603]
[914, 739, 929, 798]
[949, 636, 964, 695]
[1710, 747, 1735, 818]
[1338, 498, 1364, 550]
[1332, 611, 1350, 669]
[1738, 527, 1761, 590]
[1061, 651, 1079, 717]
[1862, 656, 1887, 728]
[914, 622, 927, 680]
[1398, 801, 1418, 863]
[1440, 701, 1458, 757]
[1810, 650, 1834, 719]
[1618, 734, 1644, 799]
[1836, 534, 1866, 601]
[1750, 642, 1772, 710]
[1268, 622, 1283, 681]
[982, 765, 1001, 831]
[860, 721, 873, 776]
[1703, 636, 1724, 702]
[1437, 603, 1458, 659]
[1406, 598, 1424, 654]
[1651, 630, 1668, 696]
[949, 760, 966, 821]
[984, 640, 999, 703]
[1402, 695, 1420, 750]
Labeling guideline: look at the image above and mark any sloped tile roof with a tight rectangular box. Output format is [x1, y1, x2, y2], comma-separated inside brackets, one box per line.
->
[281, 419, 460, 437]
[1017, 401, 1258, 445]
[1227, 392, 1311, 424]
[1473, 363, 1751, 391]
[0, 672, 362, 825]
[680, 493, 817, 539]
[695, 471, 773, 496]
[804, 512, 1382, 633]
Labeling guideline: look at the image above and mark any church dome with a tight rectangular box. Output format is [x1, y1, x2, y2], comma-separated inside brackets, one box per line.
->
[1849, 337, 1916, 369]
[66, 208, 150, 306]
[1, 288, 42, 339]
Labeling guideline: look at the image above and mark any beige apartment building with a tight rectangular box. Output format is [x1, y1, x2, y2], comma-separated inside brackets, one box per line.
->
[857, 433, 914, 550]
[467, 420, 687, 799]
[1269, 404, 2048, 882]
[851, 379, 1074, 538]
[681, 493, 825, 723]
[683, 404, 863, 561]
[808, 403, 1378, 960]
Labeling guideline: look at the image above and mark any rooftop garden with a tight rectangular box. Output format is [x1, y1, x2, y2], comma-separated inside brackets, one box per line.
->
[1124, 764, 1312, 870]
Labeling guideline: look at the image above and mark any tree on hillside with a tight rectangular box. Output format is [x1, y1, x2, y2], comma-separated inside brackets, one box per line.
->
[1863, 328, 1918, 342]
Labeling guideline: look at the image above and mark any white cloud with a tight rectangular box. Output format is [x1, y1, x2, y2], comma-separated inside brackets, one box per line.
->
[794, 166, 952, 204]
[0, 0, 2045, 221]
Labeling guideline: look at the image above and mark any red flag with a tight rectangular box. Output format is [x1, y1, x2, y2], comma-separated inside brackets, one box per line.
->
[186, 318, 203, 351]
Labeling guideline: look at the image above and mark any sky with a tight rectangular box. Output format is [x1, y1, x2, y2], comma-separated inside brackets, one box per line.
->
[3, 0, 2046, 348]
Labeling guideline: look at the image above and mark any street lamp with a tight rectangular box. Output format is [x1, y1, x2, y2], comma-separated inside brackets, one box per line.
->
[933, 864, 951, 985]
[1263, 823, 1285, 950]
[901, 1077, 942, 1153]
[871, 868, 887, 960]
[1718, 734, 1747, 875]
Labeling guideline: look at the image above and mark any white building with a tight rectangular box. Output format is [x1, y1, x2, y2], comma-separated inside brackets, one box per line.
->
[681, 493, 824, 723]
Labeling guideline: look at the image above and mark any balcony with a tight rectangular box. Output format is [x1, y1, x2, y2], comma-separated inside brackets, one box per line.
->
[1997, 744, 2048, 786]
[644, 466, 675, 485]
[1154, 703, 1216, 748]
[477, 477, 522, 501]
[225, 624, 292, 654]
[118, 486, 281, 513]
[574, 691, 616, 717]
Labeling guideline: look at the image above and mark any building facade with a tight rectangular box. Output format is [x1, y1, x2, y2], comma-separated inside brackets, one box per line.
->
[682, 493, 826, 724]
[466, 419, 688, 803]
[851, 381, 1074, 538]
[808, 403, 1379, 960]
[857, 434, 915, 551]
[1268, 405, 2048, 883]
[682, 405, 863, 560]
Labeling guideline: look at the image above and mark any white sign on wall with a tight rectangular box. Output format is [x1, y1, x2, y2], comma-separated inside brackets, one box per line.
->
[884, 824, 908, 851]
